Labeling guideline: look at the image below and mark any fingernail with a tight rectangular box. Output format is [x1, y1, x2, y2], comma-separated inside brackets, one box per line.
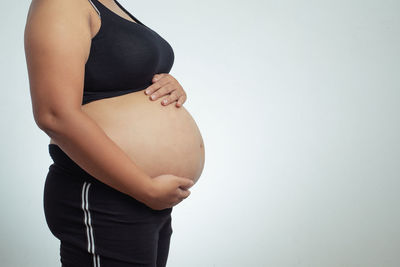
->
[163, 99, 168, 104]
[151, 94, 156, 100]
[145, 90, 149, 94]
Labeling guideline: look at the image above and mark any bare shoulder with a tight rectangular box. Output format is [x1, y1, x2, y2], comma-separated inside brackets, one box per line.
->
[24, 0, 94, 124]
[24, 0, 92, 56]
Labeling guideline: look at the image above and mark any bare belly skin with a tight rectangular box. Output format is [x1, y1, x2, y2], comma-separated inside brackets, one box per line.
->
[50, 89, 205, 184]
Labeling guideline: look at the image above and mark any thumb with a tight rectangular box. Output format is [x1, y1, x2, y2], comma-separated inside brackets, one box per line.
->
[152, 74, 161, 82]
[178, 177, 194, 190]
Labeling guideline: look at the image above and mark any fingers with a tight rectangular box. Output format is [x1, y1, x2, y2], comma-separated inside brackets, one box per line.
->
[145, 74, 186, 108]
[161, 90, 182, 106]
[145, 77, 171, 99]
[144, 82, 158, 96]
[169, 178, 193, 207]
[175, 93, 187, 108]
[152, 73, 165, 83]
[178, 177, 194, 190]
[169, 188, 191, 208]
[179, 188, 191, 199]
[149, 84, 174, 101]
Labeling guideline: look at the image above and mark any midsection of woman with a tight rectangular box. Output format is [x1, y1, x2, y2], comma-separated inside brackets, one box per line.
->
[50, 90, 205, 183]
[50, 0, 205, 184]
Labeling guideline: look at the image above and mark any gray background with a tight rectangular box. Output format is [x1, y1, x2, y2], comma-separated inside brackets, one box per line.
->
[1, 0, 399, 266]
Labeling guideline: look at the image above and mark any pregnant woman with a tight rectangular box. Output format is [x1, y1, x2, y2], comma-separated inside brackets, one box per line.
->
[24, 0, 205, 266]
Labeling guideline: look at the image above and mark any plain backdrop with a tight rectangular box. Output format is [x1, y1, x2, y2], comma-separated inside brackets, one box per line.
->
[1, 0, 399, 266]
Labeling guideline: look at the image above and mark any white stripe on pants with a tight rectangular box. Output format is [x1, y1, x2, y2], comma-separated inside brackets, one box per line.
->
[82, 181, 100, 267]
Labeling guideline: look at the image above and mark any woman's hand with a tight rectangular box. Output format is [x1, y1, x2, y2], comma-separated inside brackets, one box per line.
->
[144, 73, 187, 108]
[143, 174, 194, 210]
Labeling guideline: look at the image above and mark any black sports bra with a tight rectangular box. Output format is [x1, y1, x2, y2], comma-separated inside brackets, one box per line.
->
[83, 0, 175, 105]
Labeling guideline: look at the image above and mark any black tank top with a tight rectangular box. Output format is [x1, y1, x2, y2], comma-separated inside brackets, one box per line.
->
[83, 0, 175, 105]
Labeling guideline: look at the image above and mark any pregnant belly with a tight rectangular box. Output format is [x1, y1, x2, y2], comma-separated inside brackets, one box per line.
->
[50, 89, 205, 184]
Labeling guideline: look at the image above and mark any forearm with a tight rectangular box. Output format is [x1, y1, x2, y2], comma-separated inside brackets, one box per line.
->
[38, 109, 152, 204]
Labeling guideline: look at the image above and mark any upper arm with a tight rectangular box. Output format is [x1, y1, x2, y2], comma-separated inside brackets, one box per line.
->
[24, 0, 92, 127]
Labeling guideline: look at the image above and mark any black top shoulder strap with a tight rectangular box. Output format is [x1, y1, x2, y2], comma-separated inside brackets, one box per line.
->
[87, 0, 101, 18]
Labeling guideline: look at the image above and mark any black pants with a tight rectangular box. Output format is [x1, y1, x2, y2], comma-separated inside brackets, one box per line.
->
[44, 144, 173, 267]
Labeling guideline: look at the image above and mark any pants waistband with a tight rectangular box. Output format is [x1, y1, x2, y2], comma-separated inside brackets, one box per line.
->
[48, 144, 102, 185]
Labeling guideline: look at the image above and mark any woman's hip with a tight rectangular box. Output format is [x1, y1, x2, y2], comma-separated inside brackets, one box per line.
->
[43, 146, 173, 265]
